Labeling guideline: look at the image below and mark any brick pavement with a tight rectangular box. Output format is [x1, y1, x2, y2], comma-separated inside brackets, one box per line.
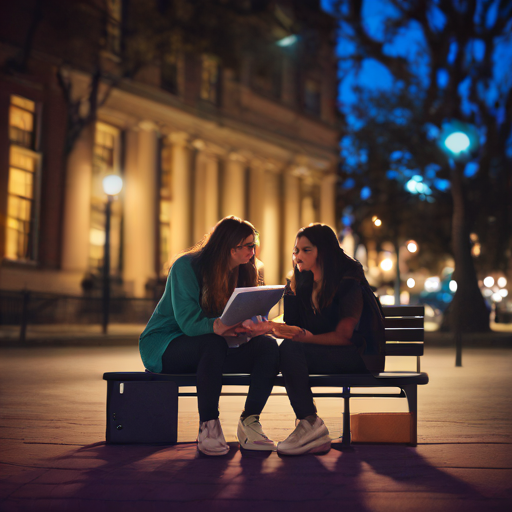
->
[0, 345, 511, 511]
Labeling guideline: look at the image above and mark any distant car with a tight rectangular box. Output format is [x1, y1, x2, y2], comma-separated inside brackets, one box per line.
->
[495, 300, 512, 323]
[418, 274, 454, 313]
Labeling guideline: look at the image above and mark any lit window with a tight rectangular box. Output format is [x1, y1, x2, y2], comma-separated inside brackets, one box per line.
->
[252, 55, 282, 99]
[159, 138, 172, 275]
[89, 122, 122, 272]
[6, 95, 41, 261]
[162, 53, 179, 95]
[106, 0, 122, 55]
[200, 55, 220, 104]
[9, 95, 36, 148]
[304, 78, 321, 116]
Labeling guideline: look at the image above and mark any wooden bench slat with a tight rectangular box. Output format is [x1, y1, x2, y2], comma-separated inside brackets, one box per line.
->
[103, 372, 429, 388]
[385, 329, 424, 341]
[382, 305, 424, 317]
[384, 343, 424, 356]
[384, 317, 424, 328]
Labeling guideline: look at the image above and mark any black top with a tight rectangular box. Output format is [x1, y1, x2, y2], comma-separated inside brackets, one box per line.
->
[283, 272, 365, 350]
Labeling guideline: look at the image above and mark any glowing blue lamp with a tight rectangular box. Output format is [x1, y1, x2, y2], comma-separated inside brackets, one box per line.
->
[276, 35, 298, 47]
[444, 131, 471, 155]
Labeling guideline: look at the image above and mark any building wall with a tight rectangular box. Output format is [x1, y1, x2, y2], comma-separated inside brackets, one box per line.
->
[0, 1, 340, 298]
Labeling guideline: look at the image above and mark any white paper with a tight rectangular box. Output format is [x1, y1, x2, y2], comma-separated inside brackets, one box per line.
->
[219, 285, 285, 326]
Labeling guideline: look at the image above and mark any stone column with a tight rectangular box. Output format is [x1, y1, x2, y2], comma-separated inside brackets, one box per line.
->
[61, 123, 94, 272]
[204, 153, 219, 231]
[222, 153, 245, 219]
[169, 132, 192, 257]
[247, 160, 265, 233]
[260, 169, 280, 286]
[123, 121, 158, 297]
[320, 172, 338, 229]
[282, 170, 301, 280]
[193, 144, 219, 240]
[193, 147, 206, 242]
[301, 176, 316, 228]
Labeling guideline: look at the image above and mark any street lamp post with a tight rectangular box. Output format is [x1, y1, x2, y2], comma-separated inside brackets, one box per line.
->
[441, 124, 475, 367]
[102, 175, 123, 334]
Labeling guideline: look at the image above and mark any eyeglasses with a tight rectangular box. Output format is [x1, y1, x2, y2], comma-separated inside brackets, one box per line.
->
[236, 243, 257, 250]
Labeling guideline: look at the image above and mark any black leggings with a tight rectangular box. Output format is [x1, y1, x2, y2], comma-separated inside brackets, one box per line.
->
[279, 339, 368, 419]
[162, 333, 279, 422]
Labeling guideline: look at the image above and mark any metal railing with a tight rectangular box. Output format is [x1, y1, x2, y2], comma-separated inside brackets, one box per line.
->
[0, 290, 157, 342]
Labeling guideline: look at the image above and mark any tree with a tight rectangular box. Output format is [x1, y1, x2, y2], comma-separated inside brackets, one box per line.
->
[332, 0, 512, 332]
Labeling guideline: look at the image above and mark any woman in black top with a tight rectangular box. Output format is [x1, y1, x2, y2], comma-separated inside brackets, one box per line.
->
[273, 223, 372, 456]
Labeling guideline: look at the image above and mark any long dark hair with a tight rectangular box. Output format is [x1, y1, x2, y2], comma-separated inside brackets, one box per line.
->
[291, 223, 356, 309]
[173, 216, 259, 315]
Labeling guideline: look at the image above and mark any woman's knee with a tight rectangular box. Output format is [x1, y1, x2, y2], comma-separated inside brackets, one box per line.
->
[279, 338, 303, 358]
[251, 335, 280, 366]
[200, 333, 228, 357]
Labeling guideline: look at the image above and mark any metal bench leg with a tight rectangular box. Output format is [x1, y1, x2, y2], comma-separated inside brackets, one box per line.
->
[403, 384, 418, 446]
[341, 386, 351, 446]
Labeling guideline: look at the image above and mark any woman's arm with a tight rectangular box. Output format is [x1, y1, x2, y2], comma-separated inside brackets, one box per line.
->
[289, 317, 358, 345]
[274, 279, 364, 346]
[170, 257, 215, 336]
[171, 257, 248, 337]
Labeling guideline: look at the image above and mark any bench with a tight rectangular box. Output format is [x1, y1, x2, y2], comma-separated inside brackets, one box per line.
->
[103, 304, 428, 446]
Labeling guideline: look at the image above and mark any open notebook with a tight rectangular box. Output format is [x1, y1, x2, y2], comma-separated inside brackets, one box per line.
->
[220, 285, 285, 347]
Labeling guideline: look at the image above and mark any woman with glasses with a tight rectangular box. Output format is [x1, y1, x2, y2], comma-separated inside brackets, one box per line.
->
[139, 216, 278, 456]
[272, 223, 385, 455]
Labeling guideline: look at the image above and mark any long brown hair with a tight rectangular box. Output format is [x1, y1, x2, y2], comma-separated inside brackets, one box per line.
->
[174, 216, 259, 316]
[291, 223, 357, 309]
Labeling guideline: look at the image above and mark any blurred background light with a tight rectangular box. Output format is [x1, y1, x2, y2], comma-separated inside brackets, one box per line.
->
[444, 131, 470, 154]
[425, 276, 441, 292]
[276, 35, 298, 47]
[407, 278, 415, 288]
[102, 175, 123, 196]
[449, 280, 457, 292]
[499, 289, 508, 297]
[483, 276, 495, 287]
[497, 277, 507, 288]
[380, 258, 393, 271]
[406, 240, 418, 252]
[379, 295, 395, 305]
[405, 175, 432, 195]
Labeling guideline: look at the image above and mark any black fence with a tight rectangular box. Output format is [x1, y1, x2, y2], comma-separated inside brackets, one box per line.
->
[0, 290, 157, 335]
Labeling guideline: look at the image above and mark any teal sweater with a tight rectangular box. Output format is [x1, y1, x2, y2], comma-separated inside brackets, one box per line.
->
[139, 254, 216, 372]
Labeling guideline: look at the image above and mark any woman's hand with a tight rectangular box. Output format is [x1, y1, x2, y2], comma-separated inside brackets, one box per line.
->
[272, 324, 311, 340]
[291, 328, 313, 342]
[213, 318, 249, 337]
[241, 318, 274, 337]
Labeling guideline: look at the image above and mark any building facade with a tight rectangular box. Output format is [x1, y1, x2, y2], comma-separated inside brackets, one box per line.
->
[0, 0, 340, 298]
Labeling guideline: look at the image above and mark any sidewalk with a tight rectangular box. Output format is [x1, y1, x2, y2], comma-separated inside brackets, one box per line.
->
[1, 322, 511, 346]
[0, 345, 511, 511]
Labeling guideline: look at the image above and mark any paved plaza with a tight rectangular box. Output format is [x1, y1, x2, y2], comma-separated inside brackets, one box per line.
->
[0, 343, 511, 511]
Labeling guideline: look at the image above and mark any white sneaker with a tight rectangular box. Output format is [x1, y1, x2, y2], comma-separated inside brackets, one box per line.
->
[237, 415, 276, 451]
[197, 419, 230, 456]
[277, 417, 331, 455]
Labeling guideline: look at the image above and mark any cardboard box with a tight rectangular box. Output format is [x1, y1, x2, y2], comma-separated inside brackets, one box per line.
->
[351, 413, 414, 444]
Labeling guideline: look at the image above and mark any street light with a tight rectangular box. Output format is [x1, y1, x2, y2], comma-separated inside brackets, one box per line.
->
[440, 122, 478, 368]
[444, 131, 471, 154]
[102, 175, 123, 334]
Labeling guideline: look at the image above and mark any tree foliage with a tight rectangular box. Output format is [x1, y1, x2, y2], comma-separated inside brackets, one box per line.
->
[331, 0, 512, 331]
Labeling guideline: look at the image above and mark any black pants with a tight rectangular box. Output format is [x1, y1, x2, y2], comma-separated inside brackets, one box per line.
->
[279, 339, 368, 419]
[162, 333, 279, 422]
